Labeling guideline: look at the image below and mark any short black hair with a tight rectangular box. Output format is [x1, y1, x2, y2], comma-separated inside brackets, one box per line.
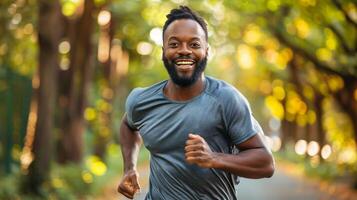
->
[163, 6, 208, 41]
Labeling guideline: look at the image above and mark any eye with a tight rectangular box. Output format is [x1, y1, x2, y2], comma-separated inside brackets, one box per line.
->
[168, 42, 178, 48]
[191, 42, 201, 48]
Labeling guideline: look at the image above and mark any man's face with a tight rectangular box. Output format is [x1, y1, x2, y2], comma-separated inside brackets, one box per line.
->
[162, 19, 208, 87]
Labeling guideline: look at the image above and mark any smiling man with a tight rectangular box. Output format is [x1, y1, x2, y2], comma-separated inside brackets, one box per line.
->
[117, 6, 275, 200]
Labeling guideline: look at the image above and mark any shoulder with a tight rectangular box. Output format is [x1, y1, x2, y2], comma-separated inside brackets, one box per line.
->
[205, 76, 248, 105]
[126, 80, 167, 108]
[127, 80, 166, 101]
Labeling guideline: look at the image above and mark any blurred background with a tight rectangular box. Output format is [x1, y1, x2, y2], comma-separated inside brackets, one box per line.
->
[0, 0, 357, 199]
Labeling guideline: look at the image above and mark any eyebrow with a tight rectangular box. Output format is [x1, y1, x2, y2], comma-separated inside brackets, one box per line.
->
[167, 36, 202, 41]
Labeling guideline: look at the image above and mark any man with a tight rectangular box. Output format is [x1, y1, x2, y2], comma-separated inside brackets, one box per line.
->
[117, 6, 274, 200]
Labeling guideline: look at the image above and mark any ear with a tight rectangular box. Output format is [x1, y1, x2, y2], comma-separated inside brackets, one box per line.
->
[206, 44, 210, 57]
[161, 47, 164, 61]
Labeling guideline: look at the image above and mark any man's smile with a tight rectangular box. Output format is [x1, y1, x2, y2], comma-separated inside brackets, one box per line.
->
[174, 59, 195, 72]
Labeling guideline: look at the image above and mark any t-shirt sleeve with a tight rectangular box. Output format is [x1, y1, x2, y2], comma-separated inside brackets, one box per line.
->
[125, 88, 141, 130]
[222, 88, 261, 145]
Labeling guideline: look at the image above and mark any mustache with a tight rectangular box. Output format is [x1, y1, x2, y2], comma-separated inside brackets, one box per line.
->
[161, 53, 194, 61]
[174, 55, 195, 60]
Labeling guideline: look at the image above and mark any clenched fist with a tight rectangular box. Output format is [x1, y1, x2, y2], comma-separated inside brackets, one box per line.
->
[185, 133, 217, 168]
[117, 169, 141, 199]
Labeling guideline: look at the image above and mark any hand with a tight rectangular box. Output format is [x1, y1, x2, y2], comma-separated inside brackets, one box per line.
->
[117, 169, 141, 199]
[185, 133, 217, 168]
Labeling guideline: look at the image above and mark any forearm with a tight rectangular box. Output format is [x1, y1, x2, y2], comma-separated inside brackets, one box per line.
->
[119, 115, 142, 172]
[213, 148, 274, 178]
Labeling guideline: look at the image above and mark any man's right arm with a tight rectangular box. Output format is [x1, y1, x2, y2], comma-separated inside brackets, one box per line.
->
[117, 113, 142, 199]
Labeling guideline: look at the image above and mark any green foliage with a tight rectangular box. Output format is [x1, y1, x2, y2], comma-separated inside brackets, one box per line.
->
[276, 149, 346, 181]
[0, 143, 150, 199]
[0, 0, 37, 77]
[304, 161, 339, 180]
[51, 164, 91, 198]
[0, 175, 21, 200]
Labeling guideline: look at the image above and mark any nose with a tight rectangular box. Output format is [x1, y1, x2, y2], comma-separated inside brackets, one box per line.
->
[177, 43, 192, 55]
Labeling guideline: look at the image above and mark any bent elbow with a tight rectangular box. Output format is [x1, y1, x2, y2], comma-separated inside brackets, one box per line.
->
[263, 149, 275, 178]
[264, 157, 275, 178]
[251, 162, 275, 179]
[264, 163, 275, 178]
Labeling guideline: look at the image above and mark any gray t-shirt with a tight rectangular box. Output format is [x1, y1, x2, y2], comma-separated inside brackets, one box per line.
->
[126, 76, 261, 200]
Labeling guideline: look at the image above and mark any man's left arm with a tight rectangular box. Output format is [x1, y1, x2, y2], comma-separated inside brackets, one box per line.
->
[185, 133, 275, 179]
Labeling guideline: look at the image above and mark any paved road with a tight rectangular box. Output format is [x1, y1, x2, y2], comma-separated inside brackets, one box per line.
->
[236, 169, 330, 200]
[116, 164, 356, 200]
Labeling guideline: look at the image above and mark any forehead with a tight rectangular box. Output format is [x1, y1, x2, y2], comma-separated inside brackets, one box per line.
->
[163, 19, 206, 41]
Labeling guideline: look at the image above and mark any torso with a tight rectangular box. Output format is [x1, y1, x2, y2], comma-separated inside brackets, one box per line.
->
[127, 76, 257, 200]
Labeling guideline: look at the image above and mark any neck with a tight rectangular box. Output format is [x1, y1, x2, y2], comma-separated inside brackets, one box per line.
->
[164, 74, 205, 101]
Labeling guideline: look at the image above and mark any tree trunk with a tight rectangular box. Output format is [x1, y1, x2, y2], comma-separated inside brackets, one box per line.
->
[57, 0, 95, 163]
[280, 119, 297, 149]
[24, 0, 62, 194]
[94, 15, 115, 159]
[314, 92, 325, 146]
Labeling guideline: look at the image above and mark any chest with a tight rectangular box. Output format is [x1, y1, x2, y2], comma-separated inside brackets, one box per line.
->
[134, 97, 226, 153]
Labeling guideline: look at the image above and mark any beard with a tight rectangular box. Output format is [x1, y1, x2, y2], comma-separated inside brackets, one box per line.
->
[162, 55, 207, 87]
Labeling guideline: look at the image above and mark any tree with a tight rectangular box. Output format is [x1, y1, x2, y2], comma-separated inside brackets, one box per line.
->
[268, 0, 357, 149]
[23, 0, 62, 194]
[57, 0, 96, 163]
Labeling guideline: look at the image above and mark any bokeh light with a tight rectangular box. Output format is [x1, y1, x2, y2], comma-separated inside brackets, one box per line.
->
[295, 140, 307, 155]
[243, 24, 262, 45]
[150, 27, 163, 46]
[84, 107, 96, 121]
[97, 10, 111, 26]
[273, 86, 285, 100]
[237, 44, 257, 69]
[60, 57, 70, 71]
[307, 141, 320, 157]
[265, 96, 284, 120]
[321, 144, 332, 160]
[61, 0, 83, 17]
[316, 48, 332, 61]
[86, 156, 107, 176]
[11, 13, 22, 25]
[58, 41, 71, 54]
[82, 171, 93, 184]
[294, 18, 310, 38]
[137, 41, 153, 55]
[52, 178, 64, 188]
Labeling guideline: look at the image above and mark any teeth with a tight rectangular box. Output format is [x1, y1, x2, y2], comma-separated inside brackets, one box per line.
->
[176, 61, 193, 65]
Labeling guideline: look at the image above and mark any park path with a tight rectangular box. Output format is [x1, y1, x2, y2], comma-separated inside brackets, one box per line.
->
[99, 161, 357, 200]
[236, 165, 357, 200]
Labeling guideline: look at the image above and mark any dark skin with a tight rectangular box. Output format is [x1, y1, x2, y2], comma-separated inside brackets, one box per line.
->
[118, 19, 275, 199]
[117, 115, 141, 199]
